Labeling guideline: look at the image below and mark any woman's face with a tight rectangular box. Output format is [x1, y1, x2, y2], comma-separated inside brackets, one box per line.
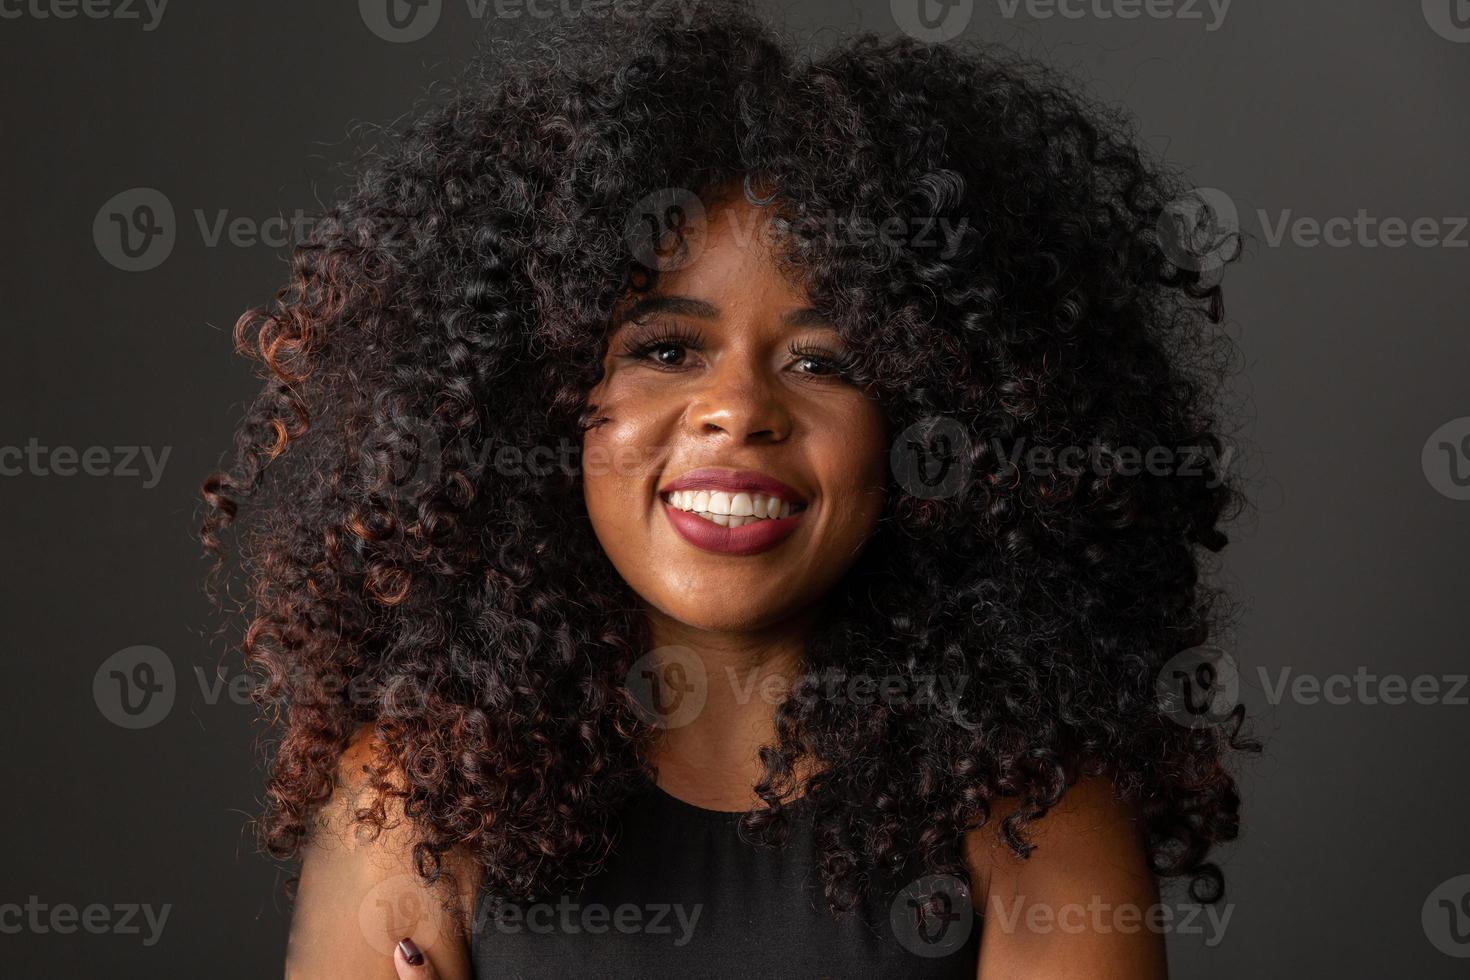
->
[583, 193, 888, 634]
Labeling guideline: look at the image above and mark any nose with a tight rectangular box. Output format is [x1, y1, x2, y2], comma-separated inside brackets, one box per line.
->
[686, 355, 793, 444]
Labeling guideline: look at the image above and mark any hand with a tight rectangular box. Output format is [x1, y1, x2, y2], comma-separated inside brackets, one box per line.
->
[394, 938, 440, 979]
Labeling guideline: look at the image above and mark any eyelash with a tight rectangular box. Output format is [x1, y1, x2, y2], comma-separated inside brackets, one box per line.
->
[618, 323, 855, 380]
[786, 344, 856, 379]
[619, 323, 706, 362]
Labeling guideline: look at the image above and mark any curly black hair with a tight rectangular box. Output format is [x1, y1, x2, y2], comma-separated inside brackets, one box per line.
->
[201, 0, 1252, 915]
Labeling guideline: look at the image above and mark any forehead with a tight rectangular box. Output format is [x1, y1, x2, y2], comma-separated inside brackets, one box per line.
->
[625, 195, 814, 313]
[615, 293, 838, 336]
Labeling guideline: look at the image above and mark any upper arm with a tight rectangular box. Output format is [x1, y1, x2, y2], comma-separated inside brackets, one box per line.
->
[285, 727, 480, 980]
[965, 776, 1169, 980]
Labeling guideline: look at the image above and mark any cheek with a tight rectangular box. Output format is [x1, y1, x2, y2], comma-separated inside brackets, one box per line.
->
[581, 384, 668, 543]
[823, 401, 890, 538]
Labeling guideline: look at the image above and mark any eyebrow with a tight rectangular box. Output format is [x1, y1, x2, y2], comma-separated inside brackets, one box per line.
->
[618, 294, 837, 329]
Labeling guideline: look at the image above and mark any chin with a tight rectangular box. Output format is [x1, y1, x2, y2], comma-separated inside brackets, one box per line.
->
[647, 586, 809, 635]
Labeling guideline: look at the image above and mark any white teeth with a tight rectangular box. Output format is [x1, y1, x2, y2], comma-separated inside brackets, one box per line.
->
[664, 488, 804, 527]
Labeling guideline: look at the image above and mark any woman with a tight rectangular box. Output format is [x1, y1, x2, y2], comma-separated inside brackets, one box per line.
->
[201, 3, 1249, 976]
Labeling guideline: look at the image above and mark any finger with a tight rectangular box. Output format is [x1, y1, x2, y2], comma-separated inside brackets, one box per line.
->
[394, 937, 439, 979]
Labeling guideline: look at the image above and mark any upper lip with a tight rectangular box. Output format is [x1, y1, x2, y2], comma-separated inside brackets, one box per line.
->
[658, 468, 809, 505]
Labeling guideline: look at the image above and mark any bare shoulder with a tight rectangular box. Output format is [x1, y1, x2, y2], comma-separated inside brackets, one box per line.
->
[285, 725, 481, 980]
[964, 776, 1148, 888]
[963, 775, 1168, 980]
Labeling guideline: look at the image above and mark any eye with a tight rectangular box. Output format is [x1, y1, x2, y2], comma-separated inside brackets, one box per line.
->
[617, 323, 705, 369]
[639, 341, 689, 366]
[787, 343, 854, 380]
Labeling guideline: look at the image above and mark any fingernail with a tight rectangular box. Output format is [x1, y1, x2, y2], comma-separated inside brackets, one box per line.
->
[398, 938, 425, 966]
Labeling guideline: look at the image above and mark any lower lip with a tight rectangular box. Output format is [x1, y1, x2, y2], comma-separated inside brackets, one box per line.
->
[661, 500, 806, 556]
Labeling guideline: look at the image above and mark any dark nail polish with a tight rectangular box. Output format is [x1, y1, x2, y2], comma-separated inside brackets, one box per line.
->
[398, 937, 425, 966]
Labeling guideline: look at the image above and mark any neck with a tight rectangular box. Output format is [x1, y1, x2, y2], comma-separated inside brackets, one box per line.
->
[641, 607, 813, 810]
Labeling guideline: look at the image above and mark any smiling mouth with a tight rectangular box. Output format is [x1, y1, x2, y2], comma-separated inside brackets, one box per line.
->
[659, 489, 806, 528]
[656, 469, 809, 555]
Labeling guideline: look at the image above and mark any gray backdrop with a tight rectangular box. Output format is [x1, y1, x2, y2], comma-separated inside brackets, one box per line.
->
[2, 0, 1467, 976]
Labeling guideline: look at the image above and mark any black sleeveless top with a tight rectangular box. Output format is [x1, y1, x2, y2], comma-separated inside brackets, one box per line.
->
[470, 775, 981, 978]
